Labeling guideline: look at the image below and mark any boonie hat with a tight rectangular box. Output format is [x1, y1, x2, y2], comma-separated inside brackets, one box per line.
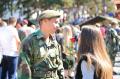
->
[39, 10, 60, 20]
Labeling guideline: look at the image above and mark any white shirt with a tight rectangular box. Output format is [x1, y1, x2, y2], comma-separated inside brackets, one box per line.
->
[0, 26, 6, 62]
[81, 60, 95, 79]
[20, 25, 35, 37]
[0, 25, 20, 56]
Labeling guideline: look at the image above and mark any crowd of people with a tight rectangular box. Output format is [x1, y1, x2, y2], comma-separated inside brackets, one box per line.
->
[0, 9, 120, 79]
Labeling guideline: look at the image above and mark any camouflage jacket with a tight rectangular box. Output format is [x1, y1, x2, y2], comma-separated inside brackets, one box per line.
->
[18, 29, 64, 79]
[106, 28, 119, 52]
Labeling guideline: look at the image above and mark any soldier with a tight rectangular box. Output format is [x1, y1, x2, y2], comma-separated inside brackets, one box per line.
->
[106, 22, 120, 62]
[18, 10, 64, 79]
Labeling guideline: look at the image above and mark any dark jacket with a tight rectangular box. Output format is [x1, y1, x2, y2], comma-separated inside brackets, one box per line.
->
[75, 54, 101, 79]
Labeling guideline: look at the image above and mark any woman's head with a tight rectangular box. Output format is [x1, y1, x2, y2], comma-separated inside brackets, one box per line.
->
[80, 25, 105, 55]
[79, 25, 112, 79]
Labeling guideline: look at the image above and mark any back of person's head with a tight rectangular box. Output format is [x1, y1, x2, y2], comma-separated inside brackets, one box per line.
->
[80, 25, 104, 54]
[63, 25, 72, 35]
[0, 18, 3, 26]
[56, 27, 62, 33]
[8, 17, 17, 25]
[79, 25, 112, 79]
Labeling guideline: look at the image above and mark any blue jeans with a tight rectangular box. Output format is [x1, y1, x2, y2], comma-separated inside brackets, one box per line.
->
[1, 55, 18, 79]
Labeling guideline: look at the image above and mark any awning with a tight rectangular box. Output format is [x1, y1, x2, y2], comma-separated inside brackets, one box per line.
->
[79, 15, 120, 27]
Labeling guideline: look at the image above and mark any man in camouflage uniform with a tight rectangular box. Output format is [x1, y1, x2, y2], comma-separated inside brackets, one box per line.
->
[106, 22, 120, 62]
[18, 10, 64, 79]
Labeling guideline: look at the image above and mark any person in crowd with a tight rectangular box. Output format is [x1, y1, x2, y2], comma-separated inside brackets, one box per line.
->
[19, 19, 35, 41]
[55, 27, 64, 53]
[62, 25, 76, 79]
[1, 17, 21, 79]
[0, 18, 5, 79]
[18, 10, 64, 79]
[96, 23, 106, 39]
[75, 25, 113, 79]
[105, 22, 120, 62]
[15, 23, 26, 41]
[0, 18, 3, 26]
[0, 19, 7, 63]
[30, 25, 36, 30]
[16, 23, 22, 30]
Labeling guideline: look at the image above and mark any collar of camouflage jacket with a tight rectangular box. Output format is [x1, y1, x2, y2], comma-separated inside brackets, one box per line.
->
[34, 29, 44, 39]
[34, 29, 55, 41]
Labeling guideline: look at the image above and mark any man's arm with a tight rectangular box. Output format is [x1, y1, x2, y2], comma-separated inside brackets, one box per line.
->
[18, 39, 32, 79]
[13, 28, 21, 53]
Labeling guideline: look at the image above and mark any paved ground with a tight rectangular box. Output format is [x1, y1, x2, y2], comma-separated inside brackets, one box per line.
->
[113, 52, 120, 79]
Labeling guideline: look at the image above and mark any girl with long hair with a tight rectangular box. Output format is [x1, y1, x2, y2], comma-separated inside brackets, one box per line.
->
[75, 25, 113, 79]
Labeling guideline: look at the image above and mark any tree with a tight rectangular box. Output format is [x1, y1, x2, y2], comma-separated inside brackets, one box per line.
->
[16, 0, 75, 18]
[74, 0, 115, 16]
[1, 0, 114, 19]
[75, 0, 90, 7]
[62, 0, 74, 8]
[0, 1, 4, 17]
[0, 0, 9, 17]
[0, 0, 17, 17]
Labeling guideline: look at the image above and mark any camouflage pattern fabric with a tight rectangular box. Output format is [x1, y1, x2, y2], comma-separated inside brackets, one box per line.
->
[18, 29, 26, 41]
[18, 29, 64, 79]
[106, 28, 119, 61]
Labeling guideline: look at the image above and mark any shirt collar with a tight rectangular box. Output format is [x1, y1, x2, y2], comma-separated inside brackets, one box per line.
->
[34, 29, 44, 39]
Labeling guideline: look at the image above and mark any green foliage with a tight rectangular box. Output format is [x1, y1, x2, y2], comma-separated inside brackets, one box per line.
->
[106, 1, 116, 13]
[75, 0, 90, 6]
[62, 0, 74, 8]
[0, 0, 8, 16]
[81, 0, 115, 16]
[0, 0, 116, 18]
[0, 0, 18, 16]
[38, 0, 63, 9]
[16, 0, 75, 17]
[0, 3, 4, 16]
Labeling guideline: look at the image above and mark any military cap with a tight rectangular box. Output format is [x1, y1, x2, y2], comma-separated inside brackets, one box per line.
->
[39, 10, 60, 20]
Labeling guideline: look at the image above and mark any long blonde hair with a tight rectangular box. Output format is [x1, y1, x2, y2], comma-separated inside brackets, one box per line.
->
[63, 25, 73, 54]
[79, 25, 112, 79]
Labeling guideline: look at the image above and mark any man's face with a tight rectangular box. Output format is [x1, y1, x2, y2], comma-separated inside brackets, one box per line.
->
[47, 18, 59, 34]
